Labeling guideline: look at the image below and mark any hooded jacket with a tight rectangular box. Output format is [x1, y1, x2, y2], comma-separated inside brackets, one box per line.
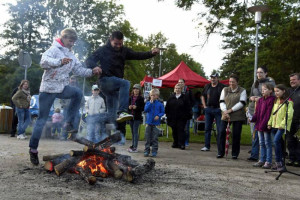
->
[251, 95, 276, 132]
[39, 40, 93, 93]
[267, 98, 294, 131]
[85, 40, 155, 78]
[248, 77, 275, 115]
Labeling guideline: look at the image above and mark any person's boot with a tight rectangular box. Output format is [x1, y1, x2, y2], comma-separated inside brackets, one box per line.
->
[29, 149, 39, 166]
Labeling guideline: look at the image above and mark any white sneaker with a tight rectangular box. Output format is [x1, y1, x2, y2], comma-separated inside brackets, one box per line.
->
[24, 134, 28, 139]
[116, 112, 133, 123]
[201, 147, 210, 151]
[17, 134, 26, 140]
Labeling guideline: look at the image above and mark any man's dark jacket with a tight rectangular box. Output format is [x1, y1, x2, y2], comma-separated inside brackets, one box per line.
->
[85, 41, 154, 78]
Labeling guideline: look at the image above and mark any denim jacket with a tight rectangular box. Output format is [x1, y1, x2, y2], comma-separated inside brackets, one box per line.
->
[144, 100, 165, 126]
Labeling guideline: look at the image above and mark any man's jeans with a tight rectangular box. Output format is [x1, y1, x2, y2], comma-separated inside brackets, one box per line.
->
[29, 86, 82, 150]
[204, 107, 222, 149]
[99, 76, 130, 122]
[271, 128, 285, 163]
[258, 131, 272, 163]
[16, 108, 31, 135]
[129, 120, 141, 149]
[144, 125, 159, 154]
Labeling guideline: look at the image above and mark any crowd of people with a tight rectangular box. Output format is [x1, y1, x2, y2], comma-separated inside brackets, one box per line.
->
[9, 28, 299, 172]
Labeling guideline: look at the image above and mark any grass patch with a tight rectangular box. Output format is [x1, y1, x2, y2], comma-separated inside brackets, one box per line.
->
[26, 123, 253, 146]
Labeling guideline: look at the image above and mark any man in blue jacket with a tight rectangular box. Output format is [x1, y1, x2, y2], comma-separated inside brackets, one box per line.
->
[85, 31, 159, 124]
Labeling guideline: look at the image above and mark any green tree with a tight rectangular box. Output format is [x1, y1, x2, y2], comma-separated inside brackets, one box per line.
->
[173, 0, 300, 90]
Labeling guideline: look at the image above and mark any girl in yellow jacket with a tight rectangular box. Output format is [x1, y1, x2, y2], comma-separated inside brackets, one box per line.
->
[268, 84, 294, 171]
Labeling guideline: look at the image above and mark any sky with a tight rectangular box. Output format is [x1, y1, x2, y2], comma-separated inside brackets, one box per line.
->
[119, 0, 227, 76]
[0, 0, 228, 76]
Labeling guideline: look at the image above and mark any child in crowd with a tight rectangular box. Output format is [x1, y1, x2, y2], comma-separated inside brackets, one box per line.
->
[86, 85, 106, 143]
[51, 108, 64, 138]
[268, 84, 294, 171]
[251, 83, 276, 169]
[128, 84, 145, 153]
[144, 88, 165, 157]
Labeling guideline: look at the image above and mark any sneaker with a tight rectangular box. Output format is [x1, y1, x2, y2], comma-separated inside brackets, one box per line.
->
[272, 162, 285, 171]
[151, 152, 157, 157]
[253, 161, 264, 167]
[262, 162, 272, 169]
[17, 134, 26, 140]
[144, 152, 149, 157]
[201, 147, 210, 151]
[185, 141, 189, 147]
[128, 147, 138, 153]
[116, 112, 133, 123]
[232, 156, 238, 160]
[24, 134, 28, 139]
[63, 123, 78, 134]
[216, 155, 224, 158]
[29, 150, 39, 165]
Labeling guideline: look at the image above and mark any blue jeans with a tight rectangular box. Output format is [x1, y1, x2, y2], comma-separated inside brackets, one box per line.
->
[52, 122, 62, 134]
[144, 125, 159, 154]
[258, 131, 272, 163]
[250, 124, 259, 159]
[87, 113, 109, 143]
[29, 86, 82, 150]
[271, 128, 285, 162]
[204, 107, 222, 149]
[99, 76, 130, 122]
[129, 120, 141, 149]
[61, 110, 81, 139]
[16, 108, 31, 135]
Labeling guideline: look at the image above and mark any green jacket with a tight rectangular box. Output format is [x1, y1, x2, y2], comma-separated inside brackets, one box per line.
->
[12, 89, 31, 109]
[267, 98, 294, 131]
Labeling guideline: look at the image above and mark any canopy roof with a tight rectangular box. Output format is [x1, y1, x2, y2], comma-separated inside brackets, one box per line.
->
[157, 61, 209, 88]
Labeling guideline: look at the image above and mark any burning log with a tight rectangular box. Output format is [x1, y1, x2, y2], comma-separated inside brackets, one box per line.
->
[54, 157, 81, 176]
[107, 160, 123, 179]
[93, 131, 121, 149]
[93, 171, 108, 178]
[68, 135, 95, 147]
[44, 154, 71, 172]
[75, 167, 97, 185]
[83, 146, 115, 159]
[43, 154, 66, 161]
[69, 150, 84, 157]
[122, 170, 133, 182]
[132, 158, 155, 177]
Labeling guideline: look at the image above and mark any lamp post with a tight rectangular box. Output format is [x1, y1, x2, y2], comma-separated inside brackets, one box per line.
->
[158, 47, 166, 77]
[247, 5, 270, 82]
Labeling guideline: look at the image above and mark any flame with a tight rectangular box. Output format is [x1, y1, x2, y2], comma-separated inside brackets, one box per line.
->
[77, 155, 108, 175]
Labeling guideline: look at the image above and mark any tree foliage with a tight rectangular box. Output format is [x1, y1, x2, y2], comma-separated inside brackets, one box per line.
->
[174, 0, 300, 90]
[0, 0, 205, 104]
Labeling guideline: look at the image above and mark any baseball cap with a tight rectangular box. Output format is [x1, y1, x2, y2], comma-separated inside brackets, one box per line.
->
[133, 84, 141, 90]
[210, 73, 219, 78]
[92, 84, 99, 90]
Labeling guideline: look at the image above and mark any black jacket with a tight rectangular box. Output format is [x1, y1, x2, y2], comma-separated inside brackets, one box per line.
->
[128, 95, 145, 121]
[85, 41, 155, 78]
[165, 93, 190, 126]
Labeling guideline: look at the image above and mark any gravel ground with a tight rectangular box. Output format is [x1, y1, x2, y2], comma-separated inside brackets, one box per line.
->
[0, 134, 299, 200]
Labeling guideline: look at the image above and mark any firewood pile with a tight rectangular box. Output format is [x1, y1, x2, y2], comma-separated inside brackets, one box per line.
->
[43, 132, 155, 185]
